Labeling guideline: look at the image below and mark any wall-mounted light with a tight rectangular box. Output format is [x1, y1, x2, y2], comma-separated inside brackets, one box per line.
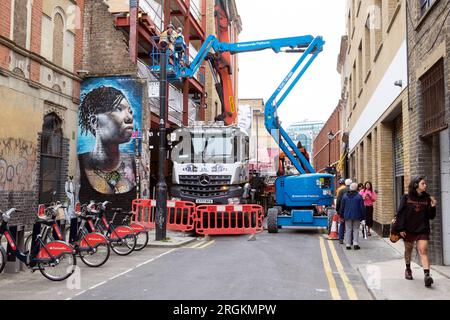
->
[394, 80, 403, 88]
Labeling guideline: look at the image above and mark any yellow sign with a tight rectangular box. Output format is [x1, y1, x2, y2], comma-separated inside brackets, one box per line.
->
[229, 96, 235, 113]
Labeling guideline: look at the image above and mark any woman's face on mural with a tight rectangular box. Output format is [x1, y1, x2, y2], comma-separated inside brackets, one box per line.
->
[96, 99, 134, 144]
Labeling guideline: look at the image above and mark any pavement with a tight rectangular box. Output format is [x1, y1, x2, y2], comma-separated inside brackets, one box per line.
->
[339, 229, 450, 300]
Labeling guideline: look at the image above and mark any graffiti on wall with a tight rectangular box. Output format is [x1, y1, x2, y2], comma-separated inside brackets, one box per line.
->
[0, 138, 37, 192]
[77, 77, 142, 204]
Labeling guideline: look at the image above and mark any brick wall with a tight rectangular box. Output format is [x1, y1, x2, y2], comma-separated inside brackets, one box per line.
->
[0, 0, 11, 69]
[82, 0, 137, 76]
[29, 0, 42, 82]
[73, 0, 84, 100]
[313, 103, 342, 173]
[407, 0, 449, 265]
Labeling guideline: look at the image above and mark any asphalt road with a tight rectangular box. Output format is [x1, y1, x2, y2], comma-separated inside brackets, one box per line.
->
[71, 229, 372, 300]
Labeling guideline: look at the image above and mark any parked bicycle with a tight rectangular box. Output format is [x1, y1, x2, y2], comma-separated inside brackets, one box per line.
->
[0, 208, 76, 281]
[25, 203, 110, 268]
[119, 207, 149, 251]
[89, 201, 137, 256]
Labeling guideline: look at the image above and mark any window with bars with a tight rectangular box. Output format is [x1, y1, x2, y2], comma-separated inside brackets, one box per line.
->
[420, 59, 447, 137]
[420, 0, 435, 16]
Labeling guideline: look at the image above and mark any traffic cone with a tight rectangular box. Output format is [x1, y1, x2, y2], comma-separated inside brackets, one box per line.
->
[328, 213, 339, 240]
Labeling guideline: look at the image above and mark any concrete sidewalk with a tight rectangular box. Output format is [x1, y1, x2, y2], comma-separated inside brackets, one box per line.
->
[339, 230, 450, 300]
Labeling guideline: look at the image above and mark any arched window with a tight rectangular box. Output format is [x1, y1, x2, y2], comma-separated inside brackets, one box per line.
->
[53, 13, 64, 66]
[39, 113, 63, 204]
[13, 0, 28, 47]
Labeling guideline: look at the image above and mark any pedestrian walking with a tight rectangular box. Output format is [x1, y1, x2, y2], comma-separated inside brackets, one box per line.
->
[357, 183, 364, 192]
[359, 181, 377, 236]
[396, 176, 437, 287]
[336, 178, 352, 244]
[340, 182, 366, 250]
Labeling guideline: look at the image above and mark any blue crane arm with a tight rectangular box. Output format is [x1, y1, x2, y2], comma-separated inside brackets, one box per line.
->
[183, 34, 320, 77]
[264, 36, 325, 174]
[181, 34, 324, 174]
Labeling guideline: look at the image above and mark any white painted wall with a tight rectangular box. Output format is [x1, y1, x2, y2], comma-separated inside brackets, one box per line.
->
[63, 31, 75, 72]
[441, 129, 450, 265]
[349, 40, 408, 151]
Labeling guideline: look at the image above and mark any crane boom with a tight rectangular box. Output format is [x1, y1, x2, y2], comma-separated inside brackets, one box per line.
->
[180, 34, 324, 174]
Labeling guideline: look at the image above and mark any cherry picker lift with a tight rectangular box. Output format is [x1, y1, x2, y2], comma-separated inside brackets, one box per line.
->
[150, 30, 334, 231]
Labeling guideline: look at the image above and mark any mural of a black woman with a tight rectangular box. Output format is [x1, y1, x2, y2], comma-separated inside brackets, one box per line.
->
[78, 86, 137, 204]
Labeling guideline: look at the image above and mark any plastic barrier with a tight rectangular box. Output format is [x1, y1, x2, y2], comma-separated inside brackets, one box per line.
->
[131, 199, 196, 232]
[195, 204, 264, 236]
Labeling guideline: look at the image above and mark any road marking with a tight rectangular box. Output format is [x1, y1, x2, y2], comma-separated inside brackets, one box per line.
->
[67, 248, 177, 300]
[89, 280, 107, 290]
[198, 240, 215, 249]
[327, 240, 358, 300]
[188, 241, 206, 248]
[319, 236, 341, 300]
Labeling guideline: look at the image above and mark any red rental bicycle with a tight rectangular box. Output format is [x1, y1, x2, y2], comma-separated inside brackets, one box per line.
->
[25, 203, 110, 268]
[91, 201, 137, 256]
[0, 208, 76, 281]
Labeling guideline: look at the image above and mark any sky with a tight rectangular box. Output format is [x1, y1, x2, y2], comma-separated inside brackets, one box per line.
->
[236, 0, 346, 126]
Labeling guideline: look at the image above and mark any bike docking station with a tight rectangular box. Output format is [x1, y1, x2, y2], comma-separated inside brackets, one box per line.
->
[5, 224, 25, 274]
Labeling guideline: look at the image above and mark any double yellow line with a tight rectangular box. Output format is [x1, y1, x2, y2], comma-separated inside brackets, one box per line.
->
[188, 240, 215, 249]
[319, 236, 358, 300]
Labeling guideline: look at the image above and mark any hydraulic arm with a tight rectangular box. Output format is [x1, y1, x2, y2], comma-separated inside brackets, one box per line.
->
[180, 34, 324, 174]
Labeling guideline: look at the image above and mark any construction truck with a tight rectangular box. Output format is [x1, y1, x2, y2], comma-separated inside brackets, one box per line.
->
[169, 121, 251, 205]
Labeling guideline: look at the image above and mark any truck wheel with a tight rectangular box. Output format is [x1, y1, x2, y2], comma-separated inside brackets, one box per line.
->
[267, 208, 278, 233]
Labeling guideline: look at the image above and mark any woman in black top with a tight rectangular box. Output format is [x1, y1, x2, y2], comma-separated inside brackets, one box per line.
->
[396, 176, 437, 287]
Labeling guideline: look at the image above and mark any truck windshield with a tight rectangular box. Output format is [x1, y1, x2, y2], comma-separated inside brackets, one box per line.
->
[193, 134, 234, 163]
[171, 132, 237, 164]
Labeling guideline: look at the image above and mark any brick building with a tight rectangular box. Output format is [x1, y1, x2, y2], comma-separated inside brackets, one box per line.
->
[313, 104, 342, 175]
[406, 0, 450, 265]
[0, 0, 84, 227]
[341, 0, 411, 237]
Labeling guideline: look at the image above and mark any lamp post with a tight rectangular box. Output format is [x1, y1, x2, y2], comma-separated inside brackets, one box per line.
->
[155, 41, 168, 241]
[327, 130, 334, 169]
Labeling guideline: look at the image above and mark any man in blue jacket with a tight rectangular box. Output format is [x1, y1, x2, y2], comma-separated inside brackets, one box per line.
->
[340, 182, 366, 250]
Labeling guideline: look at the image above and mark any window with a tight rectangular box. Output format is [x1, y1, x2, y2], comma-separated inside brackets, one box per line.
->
[420, 0, 435, 16]
[358, 41, 363, 93]
[53, 13, 64, 66]
[374, 0, 383, 50]
[364, 17, 371, 76]
[420, 59, 447, 136]
[39, 113, 63, 204]
[13, 0, 28, 47]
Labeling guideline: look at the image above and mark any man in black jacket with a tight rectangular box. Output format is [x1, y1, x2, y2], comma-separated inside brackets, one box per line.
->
[336, 178, 352, 244]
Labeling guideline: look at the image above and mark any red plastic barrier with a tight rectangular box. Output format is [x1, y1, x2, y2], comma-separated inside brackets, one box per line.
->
[195, 204, 264, 236]
[131, 199, 196, 232]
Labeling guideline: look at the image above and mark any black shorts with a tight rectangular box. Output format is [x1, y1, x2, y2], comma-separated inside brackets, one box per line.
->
[404, 233, 429, 243]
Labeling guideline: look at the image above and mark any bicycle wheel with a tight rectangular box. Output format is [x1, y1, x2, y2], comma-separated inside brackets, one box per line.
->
[79, 241, 110, 267]
[0, 246, 6, 274]
[134, 231, 149, 251]
[110, 233, 137, 256]
[39, 253, 77, 281]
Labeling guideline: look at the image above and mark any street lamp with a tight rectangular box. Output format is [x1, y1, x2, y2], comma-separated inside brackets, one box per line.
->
[327, 130, 334, 169]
